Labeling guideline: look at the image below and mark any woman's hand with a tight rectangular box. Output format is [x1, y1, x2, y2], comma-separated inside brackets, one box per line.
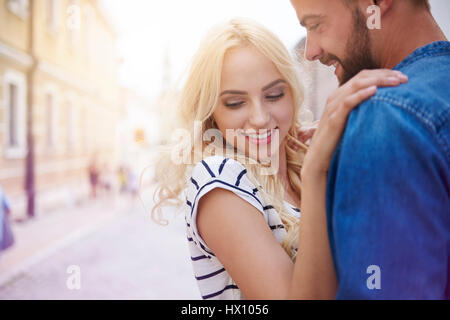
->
[301, 69, 408, 178]
[288, 121, 318, 151]
[296, 121, 319, 145]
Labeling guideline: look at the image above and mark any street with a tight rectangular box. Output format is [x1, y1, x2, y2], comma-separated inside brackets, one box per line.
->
[0, 192, 201, 300]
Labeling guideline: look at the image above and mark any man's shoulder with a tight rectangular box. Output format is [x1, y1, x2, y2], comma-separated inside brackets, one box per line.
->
[357, 41, 450, 132]
[346, 82, 450, 164]
[357, 73, 450, 137]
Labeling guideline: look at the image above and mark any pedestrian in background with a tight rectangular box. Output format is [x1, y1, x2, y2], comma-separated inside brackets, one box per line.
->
[88, 159, 100, 199]
[126, 167, 138, 200]
[100, 163, 114, 196]
[118, 166, 127, 194]
[0, 185, 14, 258]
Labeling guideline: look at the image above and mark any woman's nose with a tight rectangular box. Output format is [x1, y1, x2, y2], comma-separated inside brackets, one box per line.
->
[248, 100, 271, 128]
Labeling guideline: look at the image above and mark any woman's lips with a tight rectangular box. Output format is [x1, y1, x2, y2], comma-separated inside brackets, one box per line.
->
[246, 131, 272, 145]
[242, 129, 276, 146]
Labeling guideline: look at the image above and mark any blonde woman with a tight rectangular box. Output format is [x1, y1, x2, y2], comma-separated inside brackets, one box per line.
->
[152, 18, 407, 300]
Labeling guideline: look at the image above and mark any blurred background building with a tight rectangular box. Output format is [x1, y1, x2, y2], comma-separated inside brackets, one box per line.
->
[0, 0, 122, 219]
[294, 37, 338, 121]
[118, 86, 167, 186]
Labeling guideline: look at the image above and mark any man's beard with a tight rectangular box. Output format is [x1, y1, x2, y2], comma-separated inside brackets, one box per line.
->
[326, 7, 379, 85]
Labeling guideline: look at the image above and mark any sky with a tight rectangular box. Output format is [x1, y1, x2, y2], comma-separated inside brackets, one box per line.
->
[104, 0, 306, 100]
[104, 0, 450, 100]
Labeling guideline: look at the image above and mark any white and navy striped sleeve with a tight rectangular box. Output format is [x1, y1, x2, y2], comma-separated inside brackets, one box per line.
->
[185, 155, 266, 258]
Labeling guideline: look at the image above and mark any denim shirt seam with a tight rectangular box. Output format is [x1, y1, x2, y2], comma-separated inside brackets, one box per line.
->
[368, 94, 450, 164]
[394, 42, 450, 70]
[394, 52, 450, 70]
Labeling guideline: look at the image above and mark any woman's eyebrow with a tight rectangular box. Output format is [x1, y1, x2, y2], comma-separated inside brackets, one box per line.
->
[262, 79, 286, 91]
[219, 79, 286, 96]
[220, 90, 247, 97]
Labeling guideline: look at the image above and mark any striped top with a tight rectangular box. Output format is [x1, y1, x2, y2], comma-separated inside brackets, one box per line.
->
[185, 155, 300, 300]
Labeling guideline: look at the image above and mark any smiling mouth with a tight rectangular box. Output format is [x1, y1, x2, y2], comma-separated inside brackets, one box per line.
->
[241, 127, 277, 137]
[243, 131, 272, 139]
[240, 127, 278, 145]
[326, 60, 343, 79]
[325, 59, 339, 69]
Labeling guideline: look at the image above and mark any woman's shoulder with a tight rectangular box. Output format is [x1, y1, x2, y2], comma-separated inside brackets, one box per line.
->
[191, 155, 247, 180]
[189, 155, 260, 195]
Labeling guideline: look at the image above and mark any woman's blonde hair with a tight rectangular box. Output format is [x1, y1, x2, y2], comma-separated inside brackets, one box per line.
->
[151, 18, 308, 259]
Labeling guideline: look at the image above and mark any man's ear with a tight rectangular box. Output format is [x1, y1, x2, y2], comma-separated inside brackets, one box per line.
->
[372, 0, 393, 16]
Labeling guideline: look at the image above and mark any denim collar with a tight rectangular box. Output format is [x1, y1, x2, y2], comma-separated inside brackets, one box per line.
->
[394, 40, 450, 71]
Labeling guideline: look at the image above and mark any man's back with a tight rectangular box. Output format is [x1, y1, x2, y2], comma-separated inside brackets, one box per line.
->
[326, 41, 450, 299]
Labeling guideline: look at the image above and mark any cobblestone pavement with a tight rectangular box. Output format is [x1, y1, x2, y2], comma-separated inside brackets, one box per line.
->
[0, 196, 201, 300]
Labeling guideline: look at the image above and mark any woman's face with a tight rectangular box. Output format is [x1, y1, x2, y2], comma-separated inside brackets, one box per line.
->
[212, 45, 294, 162]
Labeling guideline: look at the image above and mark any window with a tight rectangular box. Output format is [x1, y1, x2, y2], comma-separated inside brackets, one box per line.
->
[67, 0, 81, 46]
[46, 0, 59, 32]
[66, 99, 75, 152]
[8, 84, 18, 147]
[4, 70, 27, 158]
[6, 0, 29, 19]
[45, 92, 56, 150]
[84, 5, 95, 60]
[81, 104, 88, 154]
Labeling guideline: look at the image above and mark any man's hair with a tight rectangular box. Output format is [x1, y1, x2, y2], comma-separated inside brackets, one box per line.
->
[342, 0, 430, 11]
[412, 0, 430, 10]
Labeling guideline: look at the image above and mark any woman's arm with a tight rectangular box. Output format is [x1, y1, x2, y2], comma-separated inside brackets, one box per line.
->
[198, 69, 408, 299]
[198, 187, 295, 299]
[289, 172, 336, 298]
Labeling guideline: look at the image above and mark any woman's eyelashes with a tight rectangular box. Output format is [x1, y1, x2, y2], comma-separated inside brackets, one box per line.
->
[224, 99, 245, 108]
[266, 91, 285, 101]
[223, 89, 285, 108]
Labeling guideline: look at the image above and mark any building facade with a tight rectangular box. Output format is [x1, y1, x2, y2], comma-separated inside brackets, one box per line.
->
[0, 0, 121, 218]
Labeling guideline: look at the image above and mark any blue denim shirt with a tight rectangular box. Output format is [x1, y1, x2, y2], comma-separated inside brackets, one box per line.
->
[326, 41, 450, 299]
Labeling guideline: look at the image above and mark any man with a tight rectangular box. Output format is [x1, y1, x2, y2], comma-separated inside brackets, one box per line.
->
[290, 0, 449, 299]
[0, 185, 12, 256]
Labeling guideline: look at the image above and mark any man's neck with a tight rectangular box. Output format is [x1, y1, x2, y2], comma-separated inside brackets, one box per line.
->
[378, 9, 447, 69]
